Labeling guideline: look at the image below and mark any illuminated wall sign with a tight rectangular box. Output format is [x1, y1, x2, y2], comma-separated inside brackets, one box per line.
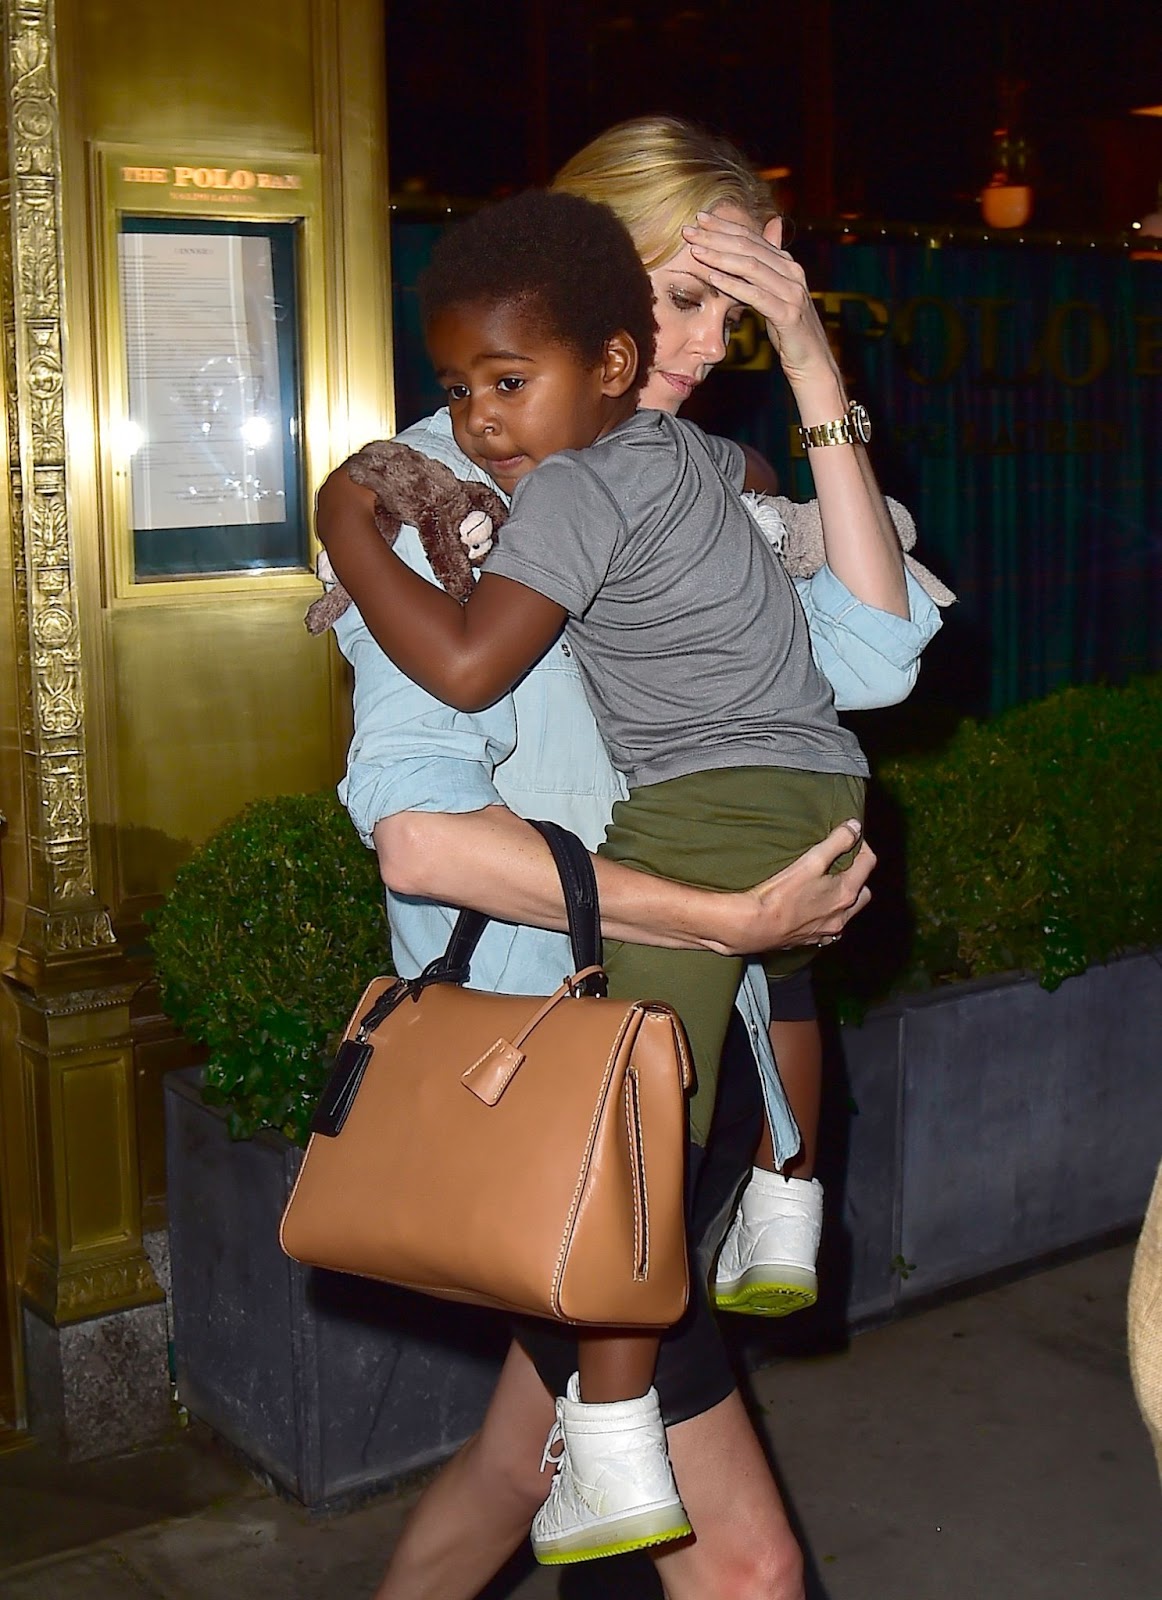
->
[121, 165, 305, 194]
[102, 146, 319, 218]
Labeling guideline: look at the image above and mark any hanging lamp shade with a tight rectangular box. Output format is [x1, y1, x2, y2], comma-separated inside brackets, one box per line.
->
[981, 180, 1034, 229]
[981, 103, 1033, 230]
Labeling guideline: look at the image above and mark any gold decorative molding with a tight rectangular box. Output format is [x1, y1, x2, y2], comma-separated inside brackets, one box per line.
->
[2, 0, 116, 974]
[27, 980, 137, 1021]
[23, 1249, 162, 1324]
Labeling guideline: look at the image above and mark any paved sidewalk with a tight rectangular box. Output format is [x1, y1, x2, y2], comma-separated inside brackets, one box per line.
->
[1, 1244, 1158, 1599]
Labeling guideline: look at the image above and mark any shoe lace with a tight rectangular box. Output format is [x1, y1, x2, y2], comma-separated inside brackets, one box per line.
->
[539, 1418, 567, 1476]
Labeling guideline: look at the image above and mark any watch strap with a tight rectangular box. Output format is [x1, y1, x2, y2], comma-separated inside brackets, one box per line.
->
[798, 415, 854, 449]
[798, 401, 871, 450]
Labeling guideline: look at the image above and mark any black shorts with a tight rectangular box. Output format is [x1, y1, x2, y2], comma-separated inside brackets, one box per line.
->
[768, 963, 818, 1023]
[513, 1006, 765, 1426]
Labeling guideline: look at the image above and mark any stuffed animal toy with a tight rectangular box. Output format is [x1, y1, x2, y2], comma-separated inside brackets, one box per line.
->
[742, 491, 956, 607]
[305, 440, 508, 634]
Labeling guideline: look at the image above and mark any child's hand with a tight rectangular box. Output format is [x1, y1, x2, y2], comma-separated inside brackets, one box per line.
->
[459, 510, 494, 564]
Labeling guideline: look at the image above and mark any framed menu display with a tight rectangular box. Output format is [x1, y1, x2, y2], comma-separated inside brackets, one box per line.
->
[96, 148, 323, 589]
[118, 217, 304, 576]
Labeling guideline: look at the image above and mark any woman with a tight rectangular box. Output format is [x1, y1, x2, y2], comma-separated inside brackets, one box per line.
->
[556, 119, 928, 1320]
[320, 118, 940, 1598]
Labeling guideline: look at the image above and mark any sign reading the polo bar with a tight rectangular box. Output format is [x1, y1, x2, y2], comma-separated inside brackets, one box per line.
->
[103, 147, 319, 216]
[123, 165, 302, 192]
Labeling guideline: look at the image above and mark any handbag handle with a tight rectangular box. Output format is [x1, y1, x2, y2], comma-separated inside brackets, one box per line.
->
[312, 821, 607, 1137]
[421, 819, 606, 999]
[526, 819, 606, 997]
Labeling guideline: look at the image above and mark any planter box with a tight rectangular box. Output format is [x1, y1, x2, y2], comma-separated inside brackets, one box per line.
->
[833, 950, 1162, 1324]
[164, 1068, 506, 1509]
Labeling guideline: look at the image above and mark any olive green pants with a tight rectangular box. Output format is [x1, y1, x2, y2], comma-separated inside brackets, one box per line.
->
[599, 766, 865, 1145]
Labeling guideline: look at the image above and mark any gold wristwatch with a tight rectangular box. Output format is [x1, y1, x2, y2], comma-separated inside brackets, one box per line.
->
[798, 401, 872, 450]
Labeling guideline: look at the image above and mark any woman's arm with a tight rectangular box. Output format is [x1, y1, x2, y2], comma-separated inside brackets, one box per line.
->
[316, 466, 564, 709]
[683, 211, 909, 619]
[375, 805, 872, 957]
[795, 565, 941, 710]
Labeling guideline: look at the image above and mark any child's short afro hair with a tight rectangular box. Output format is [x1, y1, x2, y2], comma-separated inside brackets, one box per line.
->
[418, 189, 657, 395]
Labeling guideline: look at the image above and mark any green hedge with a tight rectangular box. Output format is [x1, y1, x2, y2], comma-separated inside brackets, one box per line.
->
[147, 791, 389, 1143]
[150, 676, 1162, 1141]
[853, 674, 1162, 998]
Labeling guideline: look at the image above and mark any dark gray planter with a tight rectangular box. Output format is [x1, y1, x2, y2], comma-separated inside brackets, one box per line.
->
[834, 949, 1162, 1324]
[164, 1068, 507, 1509]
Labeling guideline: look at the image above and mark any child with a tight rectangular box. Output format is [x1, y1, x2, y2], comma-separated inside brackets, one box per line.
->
[319, 189, 867, 1565]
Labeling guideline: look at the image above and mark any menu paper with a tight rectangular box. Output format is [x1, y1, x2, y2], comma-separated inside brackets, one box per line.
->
[119, 232, 287, 531]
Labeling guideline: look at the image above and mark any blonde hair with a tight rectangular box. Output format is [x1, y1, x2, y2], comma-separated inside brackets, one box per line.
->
[552, 117, 778, 271]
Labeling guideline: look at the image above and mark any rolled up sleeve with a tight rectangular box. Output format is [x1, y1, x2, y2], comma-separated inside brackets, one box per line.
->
[334, 530, 517, 847]
[795, 564, 942, 711]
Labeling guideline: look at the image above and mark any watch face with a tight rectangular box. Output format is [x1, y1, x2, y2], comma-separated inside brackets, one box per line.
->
[849, 402, 872, 445]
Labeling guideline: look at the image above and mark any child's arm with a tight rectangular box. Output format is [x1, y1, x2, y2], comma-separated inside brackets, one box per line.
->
[316, 465, 566, 710]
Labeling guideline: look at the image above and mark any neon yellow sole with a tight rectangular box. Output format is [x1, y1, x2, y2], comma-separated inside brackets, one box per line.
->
[534, 1519, 693, 1566]
[714, 1281, 818, 1318]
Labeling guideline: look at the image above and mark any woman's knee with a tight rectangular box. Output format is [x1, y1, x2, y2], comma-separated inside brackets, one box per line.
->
[660, 1391, 806, 1600]
[659, 1536, 804, 1600]
[716, 1539, 804, 1600]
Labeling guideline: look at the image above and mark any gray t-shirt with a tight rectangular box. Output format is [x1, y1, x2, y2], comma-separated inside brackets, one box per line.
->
[484, 409, 868, 790]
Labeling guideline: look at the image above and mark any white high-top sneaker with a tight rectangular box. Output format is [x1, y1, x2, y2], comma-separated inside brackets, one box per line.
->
[713, 1169, 823, 1316]
[530, 1373, 691, 1566]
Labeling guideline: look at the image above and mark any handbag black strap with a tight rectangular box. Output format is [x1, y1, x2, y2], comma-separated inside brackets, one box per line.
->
[420, 819, 605, 997]
[526, 819, 606, 996]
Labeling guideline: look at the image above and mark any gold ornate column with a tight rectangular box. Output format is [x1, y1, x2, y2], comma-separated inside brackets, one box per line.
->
[1, 0, 166, 1455]
[2, 4, 117, 984]
[0, 0, 392, 1452]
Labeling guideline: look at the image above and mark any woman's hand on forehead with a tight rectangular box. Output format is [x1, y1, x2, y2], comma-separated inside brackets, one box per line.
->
[681, 211, 837, 388]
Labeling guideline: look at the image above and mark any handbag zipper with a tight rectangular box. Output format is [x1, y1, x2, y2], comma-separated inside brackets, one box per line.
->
[625, 1067, 648, 1281]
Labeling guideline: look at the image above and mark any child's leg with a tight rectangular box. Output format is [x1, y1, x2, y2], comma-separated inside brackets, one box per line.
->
[603, 939, 746, 1145]
[535, 767, 861, 1556]
[576, 1329, 659, 1402]
[745, 772, 864, 1176]
[755, 1019, 821, 1175]
[531, 938, 743, 1566]
[573, 938, 745, 1402]
[717, 969, 825, 1316]
[761, 965, 823, 1176]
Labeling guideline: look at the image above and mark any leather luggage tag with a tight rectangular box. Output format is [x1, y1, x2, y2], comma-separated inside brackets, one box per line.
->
[461, 1039, 525, 1106]
[311, 1039, 373, 1137]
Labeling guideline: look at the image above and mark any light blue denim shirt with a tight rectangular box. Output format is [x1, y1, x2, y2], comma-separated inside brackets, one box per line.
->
[336, 409, 942, 1164]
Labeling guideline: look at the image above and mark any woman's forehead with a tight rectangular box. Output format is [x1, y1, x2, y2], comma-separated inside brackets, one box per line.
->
[651, 252, 743, 309]
[706, 201, 755, 229]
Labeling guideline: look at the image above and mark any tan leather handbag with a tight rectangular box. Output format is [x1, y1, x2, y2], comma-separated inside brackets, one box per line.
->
[280, 821, 692, 1327]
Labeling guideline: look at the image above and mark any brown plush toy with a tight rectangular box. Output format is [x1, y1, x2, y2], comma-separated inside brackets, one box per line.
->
[741, 490, 956, 608]
[305, 440, 509, 634]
